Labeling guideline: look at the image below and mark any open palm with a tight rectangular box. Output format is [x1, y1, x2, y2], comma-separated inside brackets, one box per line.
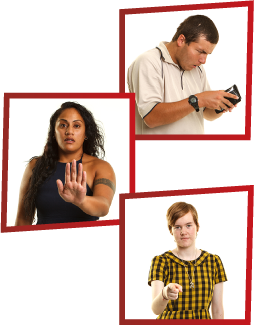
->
[56, 159, 87, 206]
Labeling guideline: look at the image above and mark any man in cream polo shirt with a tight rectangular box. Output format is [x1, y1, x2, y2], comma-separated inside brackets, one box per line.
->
[127, 15, 238, 134]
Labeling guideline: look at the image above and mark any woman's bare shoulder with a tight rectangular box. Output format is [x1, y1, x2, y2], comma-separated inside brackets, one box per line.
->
[83, 154, 114, 171]
[28, 157, 39, 169]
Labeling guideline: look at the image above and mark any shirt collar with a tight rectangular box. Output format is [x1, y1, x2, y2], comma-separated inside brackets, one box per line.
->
[157, 41, 203, 74]
[157, 41, 179, 68]
[165, 250, 209, 267]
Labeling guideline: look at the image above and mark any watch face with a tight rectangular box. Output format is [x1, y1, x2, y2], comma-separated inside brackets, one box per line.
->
[190, 97, 197, 104]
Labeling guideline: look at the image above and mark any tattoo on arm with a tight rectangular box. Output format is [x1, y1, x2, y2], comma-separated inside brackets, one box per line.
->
[94, 178, 116, 193]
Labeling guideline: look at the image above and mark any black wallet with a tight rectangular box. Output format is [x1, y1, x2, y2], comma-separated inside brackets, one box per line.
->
[215, 84, 241, 114]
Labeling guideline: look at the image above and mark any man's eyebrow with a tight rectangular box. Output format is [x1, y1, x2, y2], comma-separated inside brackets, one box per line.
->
[58, 118, 83, 123]
[198, 49, 208, 54]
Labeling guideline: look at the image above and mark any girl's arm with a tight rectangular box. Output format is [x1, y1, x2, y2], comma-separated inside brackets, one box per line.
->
[211, 282, 224, 319]
[151, 280, 182, 315]
[151, 280, 168, 315]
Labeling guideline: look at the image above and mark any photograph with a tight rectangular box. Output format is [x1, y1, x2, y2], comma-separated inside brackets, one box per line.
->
[121, 186, 253, 322]
[120, 1, 252, 138]
[1, 94, 134, 232]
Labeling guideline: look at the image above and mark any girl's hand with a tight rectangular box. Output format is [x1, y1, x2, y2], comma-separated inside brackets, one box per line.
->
[163, 283, 183, 300]
[56, 159, 87, 206]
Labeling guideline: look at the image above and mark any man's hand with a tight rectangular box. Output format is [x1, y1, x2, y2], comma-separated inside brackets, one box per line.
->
[196, 90, 238, 111]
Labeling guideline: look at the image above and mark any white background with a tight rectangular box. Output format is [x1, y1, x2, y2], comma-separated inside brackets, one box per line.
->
[7, 98, 130, 226]
[125, 191, 248, 319]
[125, 6, 248, 134]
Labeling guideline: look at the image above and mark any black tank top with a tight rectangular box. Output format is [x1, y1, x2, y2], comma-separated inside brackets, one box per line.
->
[35, 157, 99, 224]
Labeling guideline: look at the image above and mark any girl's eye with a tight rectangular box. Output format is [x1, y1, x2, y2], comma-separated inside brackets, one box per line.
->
[60, 124, 67, 128]
[74, 124, 80, 128]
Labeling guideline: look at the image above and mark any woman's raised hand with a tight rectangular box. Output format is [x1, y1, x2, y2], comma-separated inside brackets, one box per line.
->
[163, 283, 182, 300]
[56, 159, 87, 206]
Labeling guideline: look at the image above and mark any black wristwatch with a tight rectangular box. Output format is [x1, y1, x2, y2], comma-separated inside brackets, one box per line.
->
[188, 95, 199, 112]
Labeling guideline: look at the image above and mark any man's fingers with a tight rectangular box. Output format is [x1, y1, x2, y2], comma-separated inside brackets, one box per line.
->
[224, 91, 239, 100]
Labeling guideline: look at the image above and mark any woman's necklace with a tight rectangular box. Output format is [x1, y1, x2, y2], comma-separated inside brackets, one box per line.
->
[177, 249, 197, 289]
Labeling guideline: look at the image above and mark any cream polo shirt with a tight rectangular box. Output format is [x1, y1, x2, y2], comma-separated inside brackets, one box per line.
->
[127, 41, 211, 134]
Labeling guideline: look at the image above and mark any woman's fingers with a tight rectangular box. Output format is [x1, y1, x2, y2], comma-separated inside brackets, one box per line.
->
[56, 179, 64, 193]
[65, 163, 71, 183]
[167, 291, 178, 300]
[168, 283, 183, 293]
[81, 171, 87, 188]
[64, 160, 86, 187]
[163, 283, 182, 300]
[71, 159, 76, 182]
[76, 163, 83, 184]
[175, 284, 183, 292]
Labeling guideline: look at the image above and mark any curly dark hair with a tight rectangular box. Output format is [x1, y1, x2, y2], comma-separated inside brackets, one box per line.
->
[23, 101, 105, 223]
[172, 15, 219, 45]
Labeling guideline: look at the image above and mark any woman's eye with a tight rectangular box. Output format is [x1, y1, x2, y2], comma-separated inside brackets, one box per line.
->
[60, 124, 80, 129]
[60, 124, 66, 128]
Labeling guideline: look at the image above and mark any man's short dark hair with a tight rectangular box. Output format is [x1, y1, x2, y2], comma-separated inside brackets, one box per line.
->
[172, 15, 219, 45]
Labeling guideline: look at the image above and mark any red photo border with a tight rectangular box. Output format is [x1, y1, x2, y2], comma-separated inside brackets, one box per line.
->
[119, 185, 254, 324]
[119, 1, 253, 140]
[1, 92, 136, 233]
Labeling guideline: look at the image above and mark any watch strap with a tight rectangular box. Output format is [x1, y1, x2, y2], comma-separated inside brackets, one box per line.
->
[188, 95, 199, 112]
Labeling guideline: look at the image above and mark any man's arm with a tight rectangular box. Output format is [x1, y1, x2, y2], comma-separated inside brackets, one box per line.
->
[144, 99, 194, 128]
[202, 106, 235, 121]
[144, 91, 238, 128]
[203, 107, 223, 121]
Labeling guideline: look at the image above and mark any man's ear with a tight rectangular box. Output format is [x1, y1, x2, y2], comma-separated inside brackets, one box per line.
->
[177, 34, 186, 47]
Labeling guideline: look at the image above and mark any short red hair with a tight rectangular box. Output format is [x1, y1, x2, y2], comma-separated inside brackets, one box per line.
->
[166, 202, 199, 234]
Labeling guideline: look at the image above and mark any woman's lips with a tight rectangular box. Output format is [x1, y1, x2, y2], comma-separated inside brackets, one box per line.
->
[64, 138, 75, 143]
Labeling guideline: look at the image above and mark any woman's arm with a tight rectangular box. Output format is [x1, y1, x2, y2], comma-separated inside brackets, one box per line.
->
[15, 159, 37, 226]
[78, 160, 116, 216]
[151, 280, 167, 315]
[211, 282, 224, 319]
[56, 159, 116, 217]
[151, 280, 182, 315]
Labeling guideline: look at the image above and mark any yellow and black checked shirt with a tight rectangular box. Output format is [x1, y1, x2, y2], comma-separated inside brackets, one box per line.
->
[148, 250, 227, 319]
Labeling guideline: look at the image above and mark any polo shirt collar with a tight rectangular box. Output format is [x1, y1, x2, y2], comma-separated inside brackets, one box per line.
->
[166, 250, 209, 267]
[157, 41, 203, 74]
[157, 41, 180, 68]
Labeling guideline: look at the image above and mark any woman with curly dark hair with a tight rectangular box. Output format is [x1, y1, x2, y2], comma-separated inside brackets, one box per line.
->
[15, 101, 116, 225]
